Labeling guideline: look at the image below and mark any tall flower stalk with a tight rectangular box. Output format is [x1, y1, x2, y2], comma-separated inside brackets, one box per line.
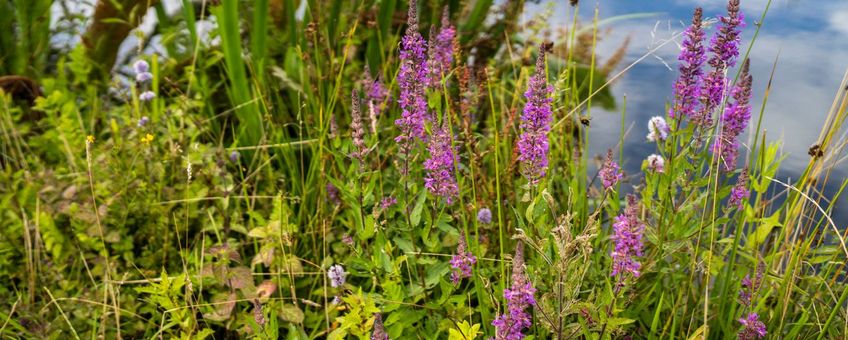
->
[670, 7, 705, 121]
[423, 122, 458, 203]
[449, 232, 476, 284]
[394, 0, 429, 154]
[712, 58, 752, 171]
[364, 65, 388, 134]
[700, 0, 745, 126]
[599, 149, 623, 190]
[427, 6, 455, 88]
[729, 167, 750, 209]
[492, 242, 535, 340]
[517, 46, 553, 185]
[611, 194, 644, 286]
[350, 89, 367, 162]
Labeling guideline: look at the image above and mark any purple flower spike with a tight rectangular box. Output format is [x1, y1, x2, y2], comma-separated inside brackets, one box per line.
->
[700, 0, 746, 126]
[492, 242, 535, 340]
[671, 7, 705, 121]
[364, 65, 388, 133]
[450, 232, 477, 284]
[423, 123, 459, 204]
[710, 0, 745, 70]
[738, 313, 767, 340]
[599, 150, 624, 190]
[394, 0, 429, 152]
[517, 46, 553, 185]
[712, 59, 752, 171]
[364, 65, 388, 108]
[428, 7, 455, 88]
[350, 90, 367, 161]
[611, 195, 644, 283]
[371, 313, 389, 340]
[739, 261, 765, 307]
[729, 167, 750, 210]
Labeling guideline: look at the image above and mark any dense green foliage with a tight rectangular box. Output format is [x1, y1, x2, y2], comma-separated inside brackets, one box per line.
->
[0, 0, 846, 339]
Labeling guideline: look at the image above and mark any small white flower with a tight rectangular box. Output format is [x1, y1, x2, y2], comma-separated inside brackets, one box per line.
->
[647, 116, 670, 142]
[646, 154, 665, 173]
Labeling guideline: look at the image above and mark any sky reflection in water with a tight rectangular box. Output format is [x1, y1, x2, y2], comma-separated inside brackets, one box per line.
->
[526, 0, 848, 226]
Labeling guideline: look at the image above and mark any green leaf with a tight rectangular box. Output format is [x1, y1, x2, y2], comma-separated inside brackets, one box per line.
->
[410, 189, 426, 227]
[279, 304, 304, 323]
[449, 321, 482, 340]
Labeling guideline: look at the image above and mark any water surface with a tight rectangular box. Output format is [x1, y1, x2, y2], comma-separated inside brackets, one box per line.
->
[527, 0, 848, 226]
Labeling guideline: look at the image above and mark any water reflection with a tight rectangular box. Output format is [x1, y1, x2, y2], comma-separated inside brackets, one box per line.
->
[527, 0, 848, 226]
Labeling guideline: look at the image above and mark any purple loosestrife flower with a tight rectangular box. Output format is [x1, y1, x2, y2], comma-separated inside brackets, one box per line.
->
[517, 47, 553, 185]
[710, 0, 745, 69]
[599, 150, 624, 190]
[670, 7, 705, 121]
[380, 196, 397, 210]
[492, 242, 536, 340]
[428, 7, 455, 88]
[712, 59, 752, 171]
[700, 0, 746, 126]
[364, 65, 388, 108]
[647, 116, 670, 142]
[350, 89, 367, 161]
[394, 0, 429, 152]
[450, 232, 477, 284]
[371, 313, 389, 340]
[738, 313, 767, 340]
[646, 154, 665, 173]
[477, 208, 492, 224]
[327, 264, 347, 288]
[364, 66, 388, 133]
[739, 262, 765, 307]
[139, 91, 156, 102]
[423, 123, 459, 204]
[611, 195, 644, 282]
[729, 167, 750, 210]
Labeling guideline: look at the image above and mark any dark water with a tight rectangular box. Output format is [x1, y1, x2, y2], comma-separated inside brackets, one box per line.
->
[526, 0, 848, 227]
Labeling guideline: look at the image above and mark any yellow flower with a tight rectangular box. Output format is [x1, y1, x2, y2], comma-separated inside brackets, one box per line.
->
[141, 133, 154, 144]
[86, 135, 95, 144]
